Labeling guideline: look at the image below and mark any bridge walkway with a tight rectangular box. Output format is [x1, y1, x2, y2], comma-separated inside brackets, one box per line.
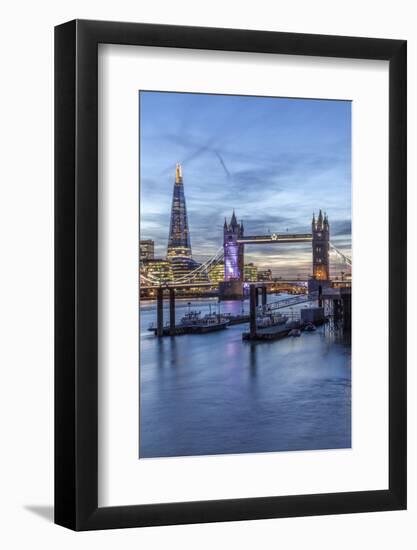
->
[259, 291, 319, 313]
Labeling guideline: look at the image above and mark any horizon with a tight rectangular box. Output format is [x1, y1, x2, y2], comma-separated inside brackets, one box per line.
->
[139, 91, 351, 278]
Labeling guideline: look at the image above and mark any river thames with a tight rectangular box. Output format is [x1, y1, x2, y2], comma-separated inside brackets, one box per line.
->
[139, 295, 351, 458]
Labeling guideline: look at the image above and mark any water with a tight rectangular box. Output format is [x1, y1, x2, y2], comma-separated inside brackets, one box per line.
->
[139, 295, 351, 458]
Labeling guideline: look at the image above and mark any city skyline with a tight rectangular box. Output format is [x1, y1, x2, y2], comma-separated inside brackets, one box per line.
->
[140, 91, 351, 277]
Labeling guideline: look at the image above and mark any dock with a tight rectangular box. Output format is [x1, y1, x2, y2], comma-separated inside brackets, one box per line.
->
[223, 314, 249, 326]
[149, 283, 346, 340]
[242, 325, 291, 341]
[148, 325, 187, 336]
[149, 319, 229, 336]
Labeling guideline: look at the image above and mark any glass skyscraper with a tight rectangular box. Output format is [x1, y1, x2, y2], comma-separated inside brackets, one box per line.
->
[167, 163, 192, 260]
[166, 164, 208, 283]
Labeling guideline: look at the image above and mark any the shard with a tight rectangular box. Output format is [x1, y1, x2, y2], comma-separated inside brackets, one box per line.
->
[166, 163, 192, 259]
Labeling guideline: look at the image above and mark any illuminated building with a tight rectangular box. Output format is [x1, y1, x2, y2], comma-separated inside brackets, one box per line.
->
[223, 211, 244, 281]
[312, 210, 330, 280]
[257, 269, 272, 282]
[141, 259, 173, 285]
[139, 239, 154, 261]
[209, 262, 225, 283]
[170, 257, 209, 283]
[244, 263, 258, 282]
[167, 163, 192, 260]
[165, 163, 207, 282]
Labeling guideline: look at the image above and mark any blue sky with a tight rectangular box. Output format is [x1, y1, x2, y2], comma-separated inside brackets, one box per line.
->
[140, 91, 351, 277]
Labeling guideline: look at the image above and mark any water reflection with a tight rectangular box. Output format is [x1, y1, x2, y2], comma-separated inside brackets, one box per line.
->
[139, 297, 351, 458]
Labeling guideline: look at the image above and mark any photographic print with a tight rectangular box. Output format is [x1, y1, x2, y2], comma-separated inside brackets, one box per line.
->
[139, 91, 352, 459]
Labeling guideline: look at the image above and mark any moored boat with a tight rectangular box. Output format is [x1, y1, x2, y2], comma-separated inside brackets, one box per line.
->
[256, 312, 288, 329]
[180, 311, 230, 333]
[221, 312, 250, 325]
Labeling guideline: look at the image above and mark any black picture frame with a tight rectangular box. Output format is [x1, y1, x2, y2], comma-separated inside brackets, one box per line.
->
[55, 19, 407, 531]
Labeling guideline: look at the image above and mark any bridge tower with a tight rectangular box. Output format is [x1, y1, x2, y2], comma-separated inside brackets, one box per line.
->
[223, 210, 244, 281]
[312, 210, 330, 280]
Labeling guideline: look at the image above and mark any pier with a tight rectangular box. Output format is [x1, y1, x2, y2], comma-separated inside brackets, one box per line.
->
[322, 286, 351, 330]
[155, 287, 176, 337]
[150, 290, 249, 337]
[242, 284, 325, 341]
[150, 282, 350, 340]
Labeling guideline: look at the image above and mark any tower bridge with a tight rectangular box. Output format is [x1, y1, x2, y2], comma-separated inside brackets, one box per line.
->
[220, 209, 331, 299]
[140, 164, 351, 294]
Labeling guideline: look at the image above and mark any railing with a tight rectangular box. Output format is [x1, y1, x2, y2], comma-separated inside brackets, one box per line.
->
[140, 247, 224, 286]
[259, 291, 319, 313]
[238, 233, 312, 244]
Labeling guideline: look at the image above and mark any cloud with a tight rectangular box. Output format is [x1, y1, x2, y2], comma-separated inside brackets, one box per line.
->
[139, 92, 351, 276]
[330, 219, 351, 237]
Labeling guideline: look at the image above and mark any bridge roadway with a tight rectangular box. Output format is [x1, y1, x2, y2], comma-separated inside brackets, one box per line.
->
[140, 280, 350, 289]
[237, 233, 312, 244]
[140, 279, 309, 289]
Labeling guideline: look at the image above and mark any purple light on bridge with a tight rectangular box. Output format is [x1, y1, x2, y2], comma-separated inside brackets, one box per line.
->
[224, 243, 239, 280]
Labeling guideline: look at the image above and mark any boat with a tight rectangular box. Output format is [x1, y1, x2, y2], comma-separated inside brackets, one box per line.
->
[256, 312, 288, 329]
[221, 312, 249, 325]
[180, 310, 202, 326]
[242, 325, 290, 341]
[304, 322, 317, 332]
[180, 311, 230, 333]
[289, 328, 301, 337]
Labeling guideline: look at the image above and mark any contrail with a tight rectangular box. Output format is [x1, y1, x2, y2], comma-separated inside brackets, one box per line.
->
[159, 141, 233, 180]
[213, 150, 231, 178]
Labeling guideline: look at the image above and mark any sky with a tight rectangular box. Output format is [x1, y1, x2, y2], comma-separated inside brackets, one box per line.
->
[139, 91, 351, 278]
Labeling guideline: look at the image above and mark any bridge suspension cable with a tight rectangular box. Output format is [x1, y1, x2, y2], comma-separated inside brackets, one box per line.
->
[139, 272, 164, 285]
[173, 247, 224, 283]
[329, 242, 352, 266]
[140, 247, 225, 286]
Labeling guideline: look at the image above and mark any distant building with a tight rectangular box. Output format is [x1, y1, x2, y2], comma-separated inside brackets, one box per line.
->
[167, 163, 192, 260]
[141, 259, 173, 285]
[163, 163, 210, 284]
[170, 257, 209, 283]
[257, 269, 272, 282]
[244, 263, 258, 282]
[209, 262, 225, 283]
[139, 239, 154, 261]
